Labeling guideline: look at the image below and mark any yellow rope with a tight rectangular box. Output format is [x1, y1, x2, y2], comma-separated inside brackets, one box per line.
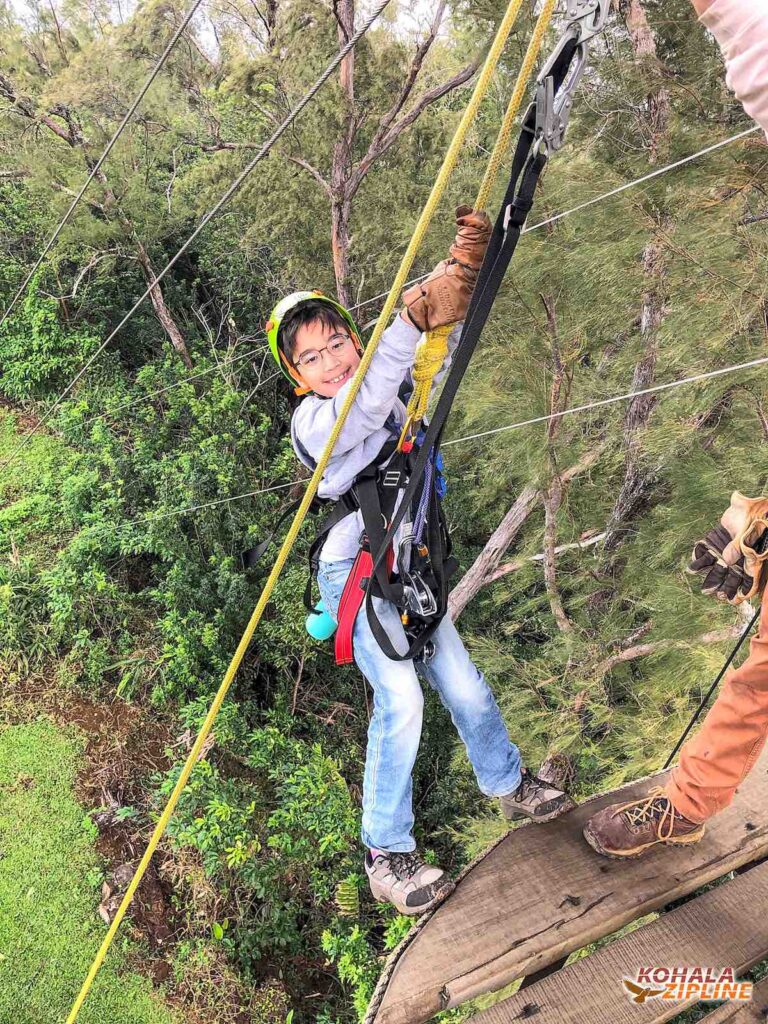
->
[402, 0, 557, 445]
[64, 2, 527, 1020]
[475, 0, 558, 211]
[398, 323, 453, 446]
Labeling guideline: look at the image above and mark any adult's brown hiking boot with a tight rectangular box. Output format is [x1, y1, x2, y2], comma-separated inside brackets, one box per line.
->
[583, 787, 705, 859]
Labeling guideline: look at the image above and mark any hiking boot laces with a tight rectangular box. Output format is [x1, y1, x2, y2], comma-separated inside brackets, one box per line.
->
[612, 786, 676, 840]
[513, 769, 551, 805]
[387, 851, 424, 880]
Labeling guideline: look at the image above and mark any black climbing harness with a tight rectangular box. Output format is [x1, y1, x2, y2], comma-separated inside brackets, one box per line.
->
[361, 1, 610, 662]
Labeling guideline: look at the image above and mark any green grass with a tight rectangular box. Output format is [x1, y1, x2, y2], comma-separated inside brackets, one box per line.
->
[0, 720, 179, 1024]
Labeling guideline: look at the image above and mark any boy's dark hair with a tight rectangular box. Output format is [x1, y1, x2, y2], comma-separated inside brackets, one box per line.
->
[279, 300, 350, 364]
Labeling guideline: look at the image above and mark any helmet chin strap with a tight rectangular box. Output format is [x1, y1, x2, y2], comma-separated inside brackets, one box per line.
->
[278, 351, 313, 395]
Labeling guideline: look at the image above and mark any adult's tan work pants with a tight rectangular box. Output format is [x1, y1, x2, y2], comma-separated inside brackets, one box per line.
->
[665, 597, 768, 823]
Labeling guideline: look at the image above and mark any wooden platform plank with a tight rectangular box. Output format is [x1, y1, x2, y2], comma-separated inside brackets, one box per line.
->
[469, 859, 768, 1022]
[365, 747, 768, 1024]
[699, 976, 768, 1024]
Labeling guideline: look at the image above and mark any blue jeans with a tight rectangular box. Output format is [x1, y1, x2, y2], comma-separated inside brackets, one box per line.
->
[317, 558, 522, 852]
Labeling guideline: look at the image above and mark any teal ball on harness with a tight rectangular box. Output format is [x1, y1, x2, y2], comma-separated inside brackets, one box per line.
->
[306, 600, 337, 641]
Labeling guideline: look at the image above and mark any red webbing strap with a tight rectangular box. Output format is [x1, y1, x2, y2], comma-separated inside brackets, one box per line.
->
[335, 548, 373, 666]
[334, 545, 395, 666]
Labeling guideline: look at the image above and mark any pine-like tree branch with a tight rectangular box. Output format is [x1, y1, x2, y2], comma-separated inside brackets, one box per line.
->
[348, 59, 480, 197]
[486, 532, 607, 584]
[593, 623, 743, 679]
[449, 446, 605, 621]
[544, 481, 575, 634]
[739, 210, 768, 226]
[284, 155, 333, 197]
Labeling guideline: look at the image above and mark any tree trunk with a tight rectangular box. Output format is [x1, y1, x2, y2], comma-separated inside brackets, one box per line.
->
[135, 242, 193, 369]
[265, 0, 278, 49]
[330, 0, 356, 303]
[619, 0, 670, 165]
[331, 194, 352, 306]
[600, 232, 667, 560]
[243, 0, 473, 302]
[598, 0, 671, 574]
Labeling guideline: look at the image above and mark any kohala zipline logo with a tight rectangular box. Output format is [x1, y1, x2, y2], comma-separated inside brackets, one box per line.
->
[622, 967, 752, 1005]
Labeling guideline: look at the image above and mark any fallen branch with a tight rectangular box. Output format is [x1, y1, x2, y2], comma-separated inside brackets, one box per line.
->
[449, 445, 605, 621]
[593, 623, 743, 679]
[487, 532, 607, 584]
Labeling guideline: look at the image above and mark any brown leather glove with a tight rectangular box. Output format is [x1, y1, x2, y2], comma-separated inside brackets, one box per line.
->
[402, 205, 492, 332]
[687, 491, 768, 604]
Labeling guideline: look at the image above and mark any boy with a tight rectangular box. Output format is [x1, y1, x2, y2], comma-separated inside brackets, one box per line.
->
[267, 207, 575, 915]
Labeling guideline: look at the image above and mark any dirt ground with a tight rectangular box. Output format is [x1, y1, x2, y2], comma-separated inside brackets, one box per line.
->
[3, 680, 179, 967]
[0, 677, 292, 1022]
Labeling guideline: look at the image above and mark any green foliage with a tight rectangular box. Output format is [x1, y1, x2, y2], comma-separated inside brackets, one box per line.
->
[0, 280, 100, 401]
[321, 923, 380, 1022]
[0, 411, 79, 675]
[162, 722, 372, 1007]
[383, 913, 414, 951]
[0, 721, 179, 1023]
[2, 0, 768, 1020]
[335, 876, 362, 916]
[170, 938, 292, 1022]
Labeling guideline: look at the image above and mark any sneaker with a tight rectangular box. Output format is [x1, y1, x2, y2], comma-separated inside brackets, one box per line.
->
[500, 767, 576, 823]
[364, 850, 454, 916]
[583, 787, 705, 859]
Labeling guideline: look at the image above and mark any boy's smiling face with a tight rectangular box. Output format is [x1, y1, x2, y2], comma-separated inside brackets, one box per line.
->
[291, 319, 362, 398]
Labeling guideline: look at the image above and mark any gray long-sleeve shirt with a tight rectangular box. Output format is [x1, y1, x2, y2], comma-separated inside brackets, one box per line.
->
[290, 314, 461, 561]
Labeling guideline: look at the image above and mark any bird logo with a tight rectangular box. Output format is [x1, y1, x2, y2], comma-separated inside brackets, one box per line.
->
[623, 978, 667, 1004]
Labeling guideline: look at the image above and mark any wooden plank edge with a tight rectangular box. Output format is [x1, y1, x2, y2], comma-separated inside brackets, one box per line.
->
[363, 761, 676, 1024]
[446, 837, 768, 1011]
[699, 975, 768, 1024]
[467, 859, 768, 1023]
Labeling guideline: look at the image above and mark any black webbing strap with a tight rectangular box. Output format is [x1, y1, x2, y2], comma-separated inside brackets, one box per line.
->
[364, 38, 580, 661]
[242, 497, 305, 570]
[303, 490, 360, 609]
[351, 439, 406, 606]
[303, 434, 402, 611]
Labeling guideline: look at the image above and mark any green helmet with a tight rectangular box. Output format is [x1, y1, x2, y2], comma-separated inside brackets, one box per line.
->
[265, 290, 362, 390]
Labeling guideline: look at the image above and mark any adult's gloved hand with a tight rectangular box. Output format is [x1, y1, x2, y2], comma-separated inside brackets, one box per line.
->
[687, 491, 768, 604]
[402, 205, 492, 332]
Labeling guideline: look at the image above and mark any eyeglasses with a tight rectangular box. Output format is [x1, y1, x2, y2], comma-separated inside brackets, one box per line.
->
[294, 334, 355, 370]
